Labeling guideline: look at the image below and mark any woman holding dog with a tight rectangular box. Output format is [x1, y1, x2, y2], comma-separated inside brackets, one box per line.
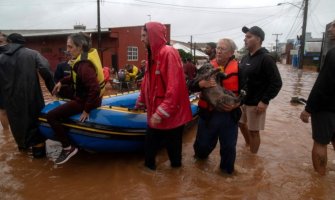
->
[190, 38, 241, 174]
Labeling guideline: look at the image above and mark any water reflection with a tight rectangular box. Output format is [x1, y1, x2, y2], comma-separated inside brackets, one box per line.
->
[292, 68, 304, 96]
[0, 64, 334, 200]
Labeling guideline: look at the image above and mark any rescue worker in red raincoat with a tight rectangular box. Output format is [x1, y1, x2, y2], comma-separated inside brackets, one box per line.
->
[189, 38, 241, 174]
[135, 22, 192, 170]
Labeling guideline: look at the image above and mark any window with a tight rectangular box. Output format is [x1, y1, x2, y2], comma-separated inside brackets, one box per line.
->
[127, 46, 138, 61]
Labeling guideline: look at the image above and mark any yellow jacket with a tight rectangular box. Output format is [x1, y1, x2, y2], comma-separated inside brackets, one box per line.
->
[125, 65, 139, 81]
[69, 48, 105, 96]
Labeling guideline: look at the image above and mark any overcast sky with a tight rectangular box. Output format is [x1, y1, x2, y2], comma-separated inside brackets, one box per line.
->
[0, 0, 334, 49]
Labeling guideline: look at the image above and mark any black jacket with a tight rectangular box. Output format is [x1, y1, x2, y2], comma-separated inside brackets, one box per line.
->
[239, 48, 282, 105]
[54, 61, 71, 83]
[305, 47, 335, 113]
[0, 43, 55, 148]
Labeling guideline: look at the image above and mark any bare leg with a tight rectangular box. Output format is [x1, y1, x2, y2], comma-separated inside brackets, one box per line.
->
[312, 141, 327, 176]
[0, 109, 9, 130]
[239, 122, 250, 146]
[249, 130, 260, 154]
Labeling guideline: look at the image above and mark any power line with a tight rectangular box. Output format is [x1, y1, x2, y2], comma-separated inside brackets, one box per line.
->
[0, 0, 95, 6]
[172, 9, 285, 37]
[132, 0, 279, 10]
[100, 0, 279, 16]
[311, 13, 324, 29]
[285, 6, 303, 40]
[310, 15, 322, 35]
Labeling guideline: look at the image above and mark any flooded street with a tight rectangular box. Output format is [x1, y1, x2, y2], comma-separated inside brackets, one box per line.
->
[0, 63, 334, 200]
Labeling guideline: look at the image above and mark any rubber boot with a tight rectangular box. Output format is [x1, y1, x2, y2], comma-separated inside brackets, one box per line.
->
[32, 142, 46, 158]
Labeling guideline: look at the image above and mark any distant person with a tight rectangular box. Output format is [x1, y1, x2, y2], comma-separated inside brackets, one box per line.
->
[108, 65, 118, 85]
[125, 64, 139, 81]
[183, 57, 197, 82]
[46, 32, 105, 165]
[0, 32, 10, 131]
[0, 33, 55, 157]
[54, 51, 72, 99]
[111, 65, 118, 79]
[136, 60, 146, 81]
[117, 68, 127, 82]
[103, 66, 111, 84]
[239, 26, 282, 154]
[300, 20, 335, 176]
[205, 42, 216, 61]
[190, 38, 241, 174]
[135, 60, 146, 89]
[0, 32, 7, 46]
[135, 22, 192, 170]
[54, 51, 71, 83]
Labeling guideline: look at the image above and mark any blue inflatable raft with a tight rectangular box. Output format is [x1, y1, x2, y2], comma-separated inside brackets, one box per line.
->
[38, 91, 199, 152]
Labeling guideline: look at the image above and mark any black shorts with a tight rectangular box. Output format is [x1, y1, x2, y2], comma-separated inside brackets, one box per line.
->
[311, 111, 335, 145]
[0, 97, 4, 109]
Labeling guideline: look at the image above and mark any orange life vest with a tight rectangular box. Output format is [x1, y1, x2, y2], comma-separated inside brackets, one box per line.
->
[198, 58, 239, 110]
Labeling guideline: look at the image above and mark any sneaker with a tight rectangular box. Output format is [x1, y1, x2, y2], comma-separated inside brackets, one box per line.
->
[55, 146, 78, 165]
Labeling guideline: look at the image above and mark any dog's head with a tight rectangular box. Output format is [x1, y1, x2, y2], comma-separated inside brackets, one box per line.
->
[194, 63, 221, 82]
[197, 63, 215, 76]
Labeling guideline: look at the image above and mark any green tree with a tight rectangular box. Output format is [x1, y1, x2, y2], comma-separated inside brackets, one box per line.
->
[177, 49, 192, 62]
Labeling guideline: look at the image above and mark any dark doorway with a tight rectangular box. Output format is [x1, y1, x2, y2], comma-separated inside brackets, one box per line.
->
[111, 54, 118, 72]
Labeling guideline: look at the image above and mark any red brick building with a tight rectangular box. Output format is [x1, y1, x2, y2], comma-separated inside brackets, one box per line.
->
[5, 24, 171, 72]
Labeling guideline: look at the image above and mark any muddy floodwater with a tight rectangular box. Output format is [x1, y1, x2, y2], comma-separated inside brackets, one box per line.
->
[0, 64, 334, 200]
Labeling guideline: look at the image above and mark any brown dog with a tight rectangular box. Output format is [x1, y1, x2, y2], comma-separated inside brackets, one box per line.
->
[194, 63, 245, 111]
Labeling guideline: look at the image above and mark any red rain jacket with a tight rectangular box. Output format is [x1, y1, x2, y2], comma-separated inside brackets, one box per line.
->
[136, 22, 192, 129]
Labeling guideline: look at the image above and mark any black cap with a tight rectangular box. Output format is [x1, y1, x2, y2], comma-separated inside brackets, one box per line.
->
[206, 42, 216, 49]
[242, 26, 265, 41]
[7, 33, 26, 44]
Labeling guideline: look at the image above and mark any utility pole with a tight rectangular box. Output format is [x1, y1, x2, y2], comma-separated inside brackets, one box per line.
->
[272, 33, 282, 61]
[299, 0, 309, 69]
[97, 0, 102, 60]
[190, 35, 193, 55]
[193, 42, 196, 64]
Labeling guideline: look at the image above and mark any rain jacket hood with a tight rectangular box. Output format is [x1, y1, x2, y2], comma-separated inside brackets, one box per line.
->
[145, 22, 167, 58]
[137, 22, 193, 129]
[2, 43, 22, 55]
[0, 44, 10, 54]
